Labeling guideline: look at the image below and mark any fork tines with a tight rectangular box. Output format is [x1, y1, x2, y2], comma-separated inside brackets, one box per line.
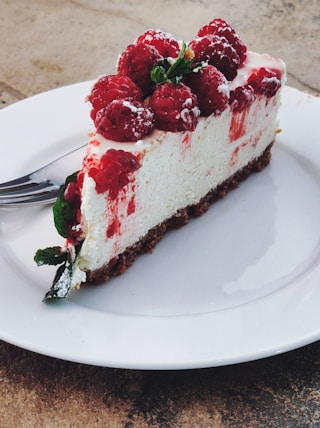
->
[0, 177, 61, 207]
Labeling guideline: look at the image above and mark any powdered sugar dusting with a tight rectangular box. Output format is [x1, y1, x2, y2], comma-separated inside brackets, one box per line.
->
[123, 99, 145, 114]
[218, 83, 230, 96]
[180, 106, 200, 124]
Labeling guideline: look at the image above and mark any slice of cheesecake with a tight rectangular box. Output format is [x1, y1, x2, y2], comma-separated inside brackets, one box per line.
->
[35, 19, 286, 301]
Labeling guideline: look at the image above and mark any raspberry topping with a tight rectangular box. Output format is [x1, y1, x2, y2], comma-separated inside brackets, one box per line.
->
[189, 35, 240, 81]
[95, 99, 154, 142]
[197, 18, 247, 64]
[88, 75, 143, 121]
[185, 65, 229, 116]
[229, 84, 255, 112]
[149, 82, 200, 132]
[248, 68, 282, 98]
[117, 43, 163, 96]
[88, 149, 141, 198]
[136, 29, 180, 58]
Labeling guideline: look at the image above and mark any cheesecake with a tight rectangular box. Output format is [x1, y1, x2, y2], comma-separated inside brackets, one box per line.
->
[35, 19, 286, 301]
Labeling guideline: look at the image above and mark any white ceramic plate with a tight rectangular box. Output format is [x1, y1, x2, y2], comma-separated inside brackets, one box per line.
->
[0, 84, 320, 370]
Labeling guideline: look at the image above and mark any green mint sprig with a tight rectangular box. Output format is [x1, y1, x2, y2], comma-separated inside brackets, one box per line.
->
[34, 171, 82, 302]
[150, 41, 197, 86]
[53, 171, 79, 238]
[35, 243, 82, 302]
[34, 246, 73, 302]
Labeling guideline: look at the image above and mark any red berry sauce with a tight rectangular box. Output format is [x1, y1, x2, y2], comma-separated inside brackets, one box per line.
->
[229, 109, 250, 142]
[63, 176, 83, 241]
[87, 149, 141, 199]
[106, 216, 121, 239]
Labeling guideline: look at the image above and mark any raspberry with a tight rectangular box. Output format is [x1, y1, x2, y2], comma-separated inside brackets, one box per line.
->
[248, 68, 282, 98]
[95, 99, 154, 142]
[117, 43, 163, 96]
[229, 84, 255, 112]
[197, 18, 247, 64]
[88, 75, 143, 121]
[189, 35, 240, 81]
[149, 82, 200, 132]
[136, 29, 180, 58]
[185, 65, 229, 116]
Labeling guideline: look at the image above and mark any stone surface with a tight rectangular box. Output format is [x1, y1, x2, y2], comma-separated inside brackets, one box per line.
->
[0, 0, 319, 426]
[1, 341, 320, 427]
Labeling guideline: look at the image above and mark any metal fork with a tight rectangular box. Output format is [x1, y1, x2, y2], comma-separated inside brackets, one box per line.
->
[0, 144, 86, 207]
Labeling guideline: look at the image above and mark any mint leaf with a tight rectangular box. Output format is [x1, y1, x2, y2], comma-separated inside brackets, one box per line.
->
[43, 258, 73, 302]
[35, 172, 84, 301]
[171, 75, 184, 85]
[35, 243, 83, 302]
[167, 42, 193, 75]
[150, 41, 195, 86]
[150, 62, 170, 85]
[53, 171, 78, 238]
[34, 246, 67, 266]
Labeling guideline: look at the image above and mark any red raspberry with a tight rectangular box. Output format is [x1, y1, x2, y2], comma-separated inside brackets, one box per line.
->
[189, 35, 240, 81]
[248, 68, 282, 98]
[88, 75, 143, 121]
[229, 84, 255, 112]
[95, 99, 154, 142]
[185, 65, 229, 116]
[197, 18, 247, 64]
[136, 29, 180, 58]
[149, 82, 200, 132]
[117, 43, 163, 96]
